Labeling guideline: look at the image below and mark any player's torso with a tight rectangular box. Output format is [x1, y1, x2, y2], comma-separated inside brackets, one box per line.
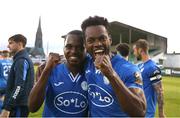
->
[0, 59, 12, 80]
[85, 55, 130, 117]
[43, 64, 88, 117]
[138, 60, 157, 116]
[138, 60, 154, 89]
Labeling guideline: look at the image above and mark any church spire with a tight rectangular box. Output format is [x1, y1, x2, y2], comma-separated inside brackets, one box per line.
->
[35, 16, 43, 48]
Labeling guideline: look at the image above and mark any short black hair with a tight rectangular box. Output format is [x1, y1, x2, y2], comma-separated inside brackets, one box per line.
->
[8, 34, 27, 47]
[63, 30, 84, 44]
[81, 16, 110, 34]
[116, 43, 130, 57]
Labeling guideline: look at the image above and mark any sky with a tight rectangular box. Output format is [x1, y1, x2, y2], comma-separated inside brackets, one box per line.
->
[0, 0, 180, 55]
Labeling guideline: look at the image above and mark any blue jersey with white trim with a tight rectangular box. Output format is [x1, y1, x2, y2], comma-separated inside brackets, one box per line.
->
[85, 54, 143, 117]
[138, 59, 162, 117]
[42, 63, 88, 117]
[0, 59, 12, 90]
[0, 59, 12, 80]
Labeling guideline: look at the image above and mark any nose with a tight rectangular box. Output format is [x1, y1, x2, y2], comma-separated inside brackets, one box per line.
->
[94, 39, 102, 47]
[70, 47, 77, 54]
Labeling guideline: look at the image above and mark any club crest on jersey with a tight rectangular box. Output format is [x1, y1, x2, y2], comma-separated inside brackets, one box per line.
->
[134, 72, 143, 85]
[54, 91, 88, 114]
[88, 84, 114, 107]
[81, 81, 88, 91]
[103, 76, 110, 85]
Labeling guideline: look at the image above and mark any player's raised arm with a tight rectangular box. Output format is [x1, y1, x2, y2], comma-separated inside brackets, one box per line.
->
[28, 53, 60, 112]
[96, 55, 146, 116]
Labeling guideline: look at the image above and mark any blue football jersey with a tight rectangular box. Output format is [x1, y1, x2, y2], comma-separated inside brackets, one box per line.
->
[138, 59, 162, 117]
[85, 54, 143, 117]
[0, 59, 12, 89]
[42, 63, 88, 117]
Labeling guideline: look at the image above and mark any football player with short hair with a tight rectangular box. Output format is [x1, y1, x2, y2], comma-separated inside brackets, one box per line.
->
[28, 30, 88, 117]
[133, 39, 165, 117]
[81, 16, 146, 117]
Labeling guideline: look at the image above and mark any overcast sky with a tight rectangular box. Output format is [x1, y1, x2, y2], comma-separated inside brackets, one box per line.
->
[0, 0, 180, 54]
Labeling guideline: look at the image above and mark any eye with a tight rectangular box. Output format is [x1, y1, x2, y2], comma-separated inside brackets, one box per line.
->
[86, 38, 95, 44]
[99, 35, 107, 41]
[65, 44, 72, 49]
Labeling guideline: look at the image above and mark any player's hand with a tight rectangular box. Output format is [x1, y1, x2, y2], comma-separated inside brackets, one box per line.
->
[35, 62, 46, 82]
[94, 55, 114, 77]
[94, 54, 104, 69]
[44, 53, 61, 71]
[0, 109, 10, 117]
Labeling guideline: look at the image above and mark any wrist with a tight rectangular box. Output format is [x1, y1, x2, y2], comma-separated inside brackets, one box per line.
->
[105, 70, 117, 79]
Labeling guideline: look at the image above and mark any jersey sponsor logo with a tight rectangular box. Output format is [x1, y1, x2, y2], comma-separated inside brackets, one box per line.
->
[54, 82, 64, 86]
[54, 91, 88, 114]
[88, 84, 114, 107]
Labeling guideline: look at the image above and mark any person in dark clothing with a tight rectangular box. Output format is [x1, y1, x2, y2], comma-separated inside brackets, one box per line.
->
[116, 43, 130, 61]
[0, 34, 34, 117]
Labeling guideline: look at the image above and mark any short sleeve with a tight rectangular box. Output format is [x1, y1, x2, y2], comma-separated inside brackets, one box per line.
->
[149, 66, 162, 84]
[125, 70, 143, 89]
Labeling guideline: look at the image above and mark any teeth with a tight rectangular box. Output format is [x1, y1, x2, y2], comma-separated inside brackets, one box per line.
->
[70, 56, 78, 59]
[94, 50, 103, 53]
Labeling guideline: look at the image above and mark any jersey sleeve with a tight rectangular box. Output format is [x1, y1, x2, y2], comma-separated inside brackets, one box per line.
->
[148, 65, 162, 84]
[126, 70, 143, 89]
[3, 59, 29, 110]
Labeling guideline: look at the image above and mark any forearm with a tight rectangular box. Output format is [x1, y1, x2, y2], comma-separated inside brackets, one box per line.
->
[106, 72, 146, 116]
[157, 91, 165, 116]
[28, 68, 50, 112]
[155, 82, 165, 117]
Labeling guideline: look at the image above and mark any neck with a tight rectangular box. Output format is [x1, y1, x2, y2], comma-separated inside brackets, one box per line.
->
[14, 48, 24, 56]
[142, 54, 150, 62]
[67, 63, 83, 76]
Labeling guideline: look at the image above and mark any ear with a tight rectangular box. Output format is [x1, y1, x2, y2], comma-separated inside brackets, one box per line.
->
[109, 35, 112, 45]
[18, 42, 23, 47]
[138, 48, 142, 54]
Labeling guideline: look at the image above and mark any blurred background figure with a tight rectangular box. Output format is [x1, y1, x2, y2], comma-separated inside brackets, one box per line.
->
[0, 50, 12, 113]
[116, 43, 130, 61]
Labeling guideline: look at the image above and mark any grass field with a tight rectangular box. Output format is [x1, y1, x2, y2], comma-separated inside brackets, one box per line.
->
[29, 76, 180, 117]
